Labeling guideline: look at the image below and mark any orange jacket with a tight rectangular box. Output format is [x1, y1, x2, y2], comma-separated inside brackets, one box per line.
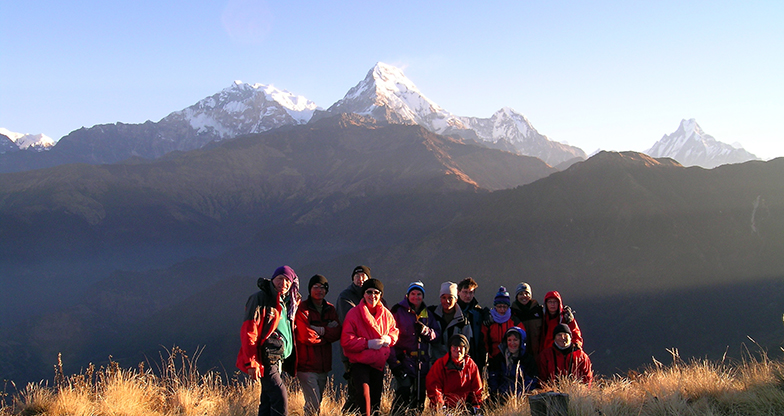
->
[539, 344, 593, 387]
[236, 281, 283, 377]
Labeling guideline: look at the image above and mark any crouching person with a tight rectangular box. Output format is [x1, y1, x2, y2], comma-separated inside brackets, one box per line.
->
[341, 278, 399, 416]
[426, 334, 483, 415]
[487, 327, 538, 407]
[539, 324, 593, 387]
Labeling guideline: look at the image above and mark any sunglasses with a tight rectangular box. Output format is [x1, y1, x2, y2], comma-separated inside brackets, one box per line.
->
[365, 289, 382, 296]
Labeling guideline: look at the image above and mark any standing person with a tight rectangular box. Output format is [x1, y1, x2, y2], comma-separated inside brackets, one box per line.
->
[336, 265, 371, 413]
[539, 291, 582, 354]
[388, 281, 439, 414]
[482, 287, 525, 364]
[341, 278, 399, 416]
[428, 281, 472, 363]
[295, 274, 341, 416]
[237, 265, 301, 416]
[487, 327, 538, 406]
[456, 277, 487, 373]
[426, 334, 483, 415]
[539, 324, 593, 387]
[510, 282, 544, 356]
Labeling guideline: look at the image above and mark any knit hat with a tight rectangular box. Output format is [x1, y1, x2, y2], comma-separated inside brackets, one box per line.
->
[308, 274, 329, 294]
[553, 323, 572, 337]
[272, 265, 297, 282]
[352, 265, 371, 279]
[494, 286, 511, 306]
[515, 282, 532, 296]
[407, 281, 425, 296]
[449, 334, 469, 348]
[361, 278, 384, 294]
[440, 282, 458, 298]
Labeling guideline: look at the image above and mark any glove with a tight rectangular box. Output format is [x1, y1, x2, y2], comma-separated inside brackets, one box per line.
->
[482, 308, 494, 326]
[414, 321, 426, 335]
[456, 314, 469, 329]
[327, 320, 339, 328]
[562, 305, 575, 323]
[380, 335, 392, 347]
[368, 338, 384, 350]
[311, 325, 325, 336]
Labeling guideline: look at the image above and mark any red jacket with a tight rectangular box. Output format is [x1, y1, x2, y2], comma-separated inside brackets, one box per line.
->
[341, 298, 399, 371]
[482, 318, 525, 360]
[426, 353, 483, 409]
[538, 344, 593, 387]
[295, 298, 341, 373]
[236, 281, 283, 377]
[540, 291, 583, 352]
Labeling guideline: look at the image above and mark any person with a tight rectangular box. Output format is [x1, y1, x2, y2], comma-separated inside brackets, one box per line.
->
[388, 281, 440, 414]
[482, 287, 525, 365]
[237, 265, 302, 416]
[428, 281, 473, 364]
[510, 282, 544, 356]
[539, 291, 582, 354]
[456, 277, 487, 373]
[426, 334, 483, 415]
[487, 327, 538, 406]
[336, 265, 371, 413]
[341, 278, 399, 416]
[295, 274, 341, 416]
[539, 324, 593, 387]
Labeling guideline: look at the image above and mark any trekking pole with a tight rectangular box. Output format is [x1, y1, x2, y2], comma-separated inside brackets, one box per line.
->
[416, 318, 422, 410]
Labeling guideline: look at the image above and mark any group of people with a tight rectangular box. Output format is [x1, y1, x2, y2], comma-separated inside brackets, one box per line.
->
[237, 265, 593, 416]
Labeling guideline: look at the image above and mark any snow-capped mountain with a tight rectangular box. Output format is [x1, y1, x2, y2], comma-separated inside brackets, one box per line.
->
[0, 128, 55, 153]
[162, 81, 320, 143]
[327, 63, 585, 166]
[645, 119, 759, 168]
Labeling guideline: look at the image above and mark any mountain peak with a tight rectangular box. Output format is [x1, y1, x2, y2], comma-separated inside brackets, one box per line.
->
[0, 128, 55, 151]
[645, 119, 758, 168]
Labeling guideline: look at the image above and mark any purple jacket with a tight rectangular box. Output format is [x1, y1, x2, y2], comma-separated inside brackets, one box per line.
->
[388, 298, 440, 376]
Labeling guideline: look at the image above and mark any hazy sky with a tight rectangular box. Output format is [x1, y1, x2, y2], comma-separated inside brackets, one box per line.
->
[2, 1, 782, 159]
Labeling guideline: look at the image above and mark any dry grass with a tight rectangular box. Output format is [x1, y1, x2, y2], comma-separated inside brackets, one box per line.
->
[2, 347, 784, 416]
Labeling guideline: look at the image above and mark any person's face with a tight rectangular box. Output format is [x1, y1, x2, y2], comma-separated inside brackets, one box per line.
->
[364, 288, 382, 307]
[407, 289, 423, 308]
[494, 303, 509, 314]
[272, 275, 292, 295]
[440, 294, 456, 312]
[310, 283, 327, 302]
[506, 334, 521, 353]
[353, 272, 369, 287]
[555, 332, 572, 349]
[517, 291, 531, 304]
[546, 298, 560, 314]
[458, 287, 475, 303]
[450, 344, 466, 362]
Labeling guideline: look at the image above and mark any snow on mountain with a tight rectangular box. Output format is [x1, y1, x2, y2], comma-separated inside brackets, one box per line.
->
[645, 119, 759, 168]
[327, 63, 584, 166]
[162, 81, 320, 139]
[0, 128, 55, 152]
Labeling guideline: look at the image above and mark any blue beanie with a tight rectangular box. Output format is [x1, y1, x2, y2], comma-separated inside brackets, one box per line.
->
[494, 286, 511, 306]
[407, 281, 425, 295]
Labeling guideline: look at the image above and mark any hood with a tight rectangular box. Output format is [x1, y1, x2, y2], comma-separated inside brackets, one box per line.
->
[499, 326, 528, 356]
[543, 291, 563, 315]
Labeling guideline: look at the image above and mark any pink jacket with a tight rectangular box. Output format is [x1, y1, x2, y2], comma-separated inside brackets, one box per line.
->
[340, 298, 399, 370]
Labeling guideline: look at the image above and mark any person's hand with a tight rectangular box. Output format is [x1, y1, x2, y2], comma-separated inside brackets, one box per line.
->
[562, 305, 575, 323]
[248, 367, 260, 381]
[311, 325, 325, 336]
[456, 314, 469, 328]
[482, 308, 494, 326]
[368, 339, 384, 350]
[380, 335, 392, 347]
[327, 320, 339, 328]
[414, 321, 426, 335]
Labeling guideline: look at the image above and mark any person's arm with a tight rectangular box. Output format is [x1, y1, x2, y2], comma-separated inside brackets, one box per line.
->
[322, 305, 342, 344]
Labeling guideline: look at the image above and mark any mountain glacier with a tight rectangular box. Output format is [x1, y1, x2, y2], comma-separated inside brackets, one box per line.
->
[645, 119, 759, 168]
[0, 128, 55, 153]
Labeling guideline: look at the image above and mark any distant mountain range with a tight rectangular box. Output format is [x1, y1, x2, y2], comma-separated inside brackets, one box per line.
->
[646, 119, 760, 168]
[0, 128, 55, 153]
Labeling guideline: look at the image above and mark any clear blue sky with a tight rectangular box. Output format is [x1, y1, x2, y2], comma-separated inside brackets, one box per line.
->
[2, 1, 783, 159]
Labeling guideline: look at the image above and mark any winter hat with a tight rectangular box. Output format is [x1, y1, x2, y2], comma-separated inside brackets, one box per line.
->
[449, 334, 469, 348]
[553, 323, 572, 337]
[272, 265, 298, 282]
[494, 286, 511, 306]
[308, 274, 329, 294]
[515, 282, 532, 296]
[362, 278, 384, 294]
[440, 282, 458, 298]
[504, 326, 527, 343]
[352, 265, 371, 279]
[407, 281, 425, 296]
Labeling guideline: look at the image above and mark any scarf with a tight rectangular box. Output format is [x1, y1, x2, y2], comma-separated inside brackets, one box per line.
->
[491, 307, 512, 324]
[358, 298, 387, 339]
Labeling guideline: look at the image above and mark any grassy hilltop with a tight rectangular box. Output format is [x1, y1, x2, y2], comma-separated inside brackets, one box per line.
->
[3, 344, 784, 416]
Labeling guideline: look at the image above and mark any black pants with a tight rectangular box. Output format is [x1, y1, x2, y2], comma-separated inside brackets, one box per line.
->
[351, 363, 384, 416]
[259, 360, 288, 416]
